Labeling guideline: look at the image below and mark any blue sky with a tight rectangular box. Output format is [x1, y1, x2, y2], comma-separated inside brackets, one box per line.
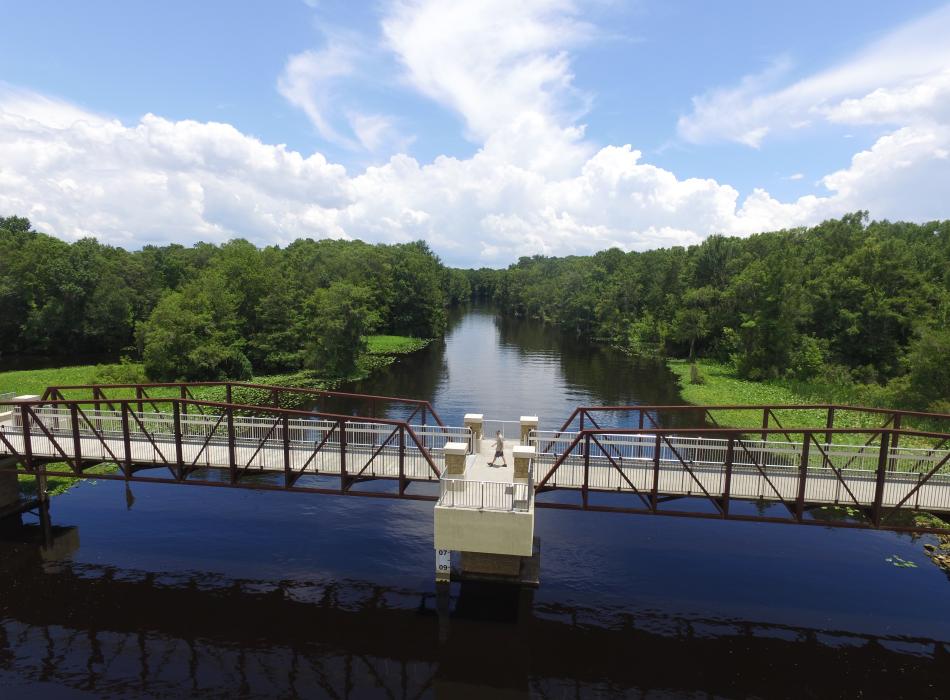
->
[2, 1, 949, 266]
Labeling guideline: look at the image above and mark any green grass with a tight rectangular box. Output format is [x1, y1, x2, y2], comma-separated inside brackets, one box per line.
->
[0, 336, 431, 408]
[365, 335, 430, 355]
[18, 462, 119, 498]
[0, 365, 103, 398]
[667, 359, 949, 445]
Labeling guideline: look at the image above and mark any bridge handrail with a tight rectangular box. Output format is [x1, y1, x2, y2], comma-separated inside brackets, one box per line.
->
[1, 396, 448, 482]
[554, 403, 950, 438]
[438, 477, 531, 512]
[529, 424, 950, 531]
[40, 382, 447, 427]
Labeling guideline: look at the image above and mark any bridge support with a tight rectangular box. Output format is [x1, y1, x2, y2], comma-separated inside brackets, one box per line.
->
[0, 456, 19, 515]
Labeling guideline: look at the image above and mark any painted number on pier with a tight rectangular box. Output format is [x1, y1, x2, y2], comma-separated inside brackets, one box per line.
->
[436, 549, 450, 573]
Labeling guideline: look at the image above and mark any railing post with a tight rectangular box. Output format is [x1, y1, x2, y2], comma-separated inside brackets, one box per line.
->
[92, 386, 103, 433]
[723, 436, 734, 517]
[20, 404, 33, 471]
[121, 403, 133, 477]
[173, 400, 184, 480]
[421, 405, 427, 426]
[582, 433, 590, 507]
[637, 410, 644, 459]
[272, 388, 279, 408]
[796, 432, 810, 522]
[761, 408, 769, 442]
[225, 383, 233, 405]
[398, 426, 406, 495]
[226, 405, 237, 484]
[282, 414, 291, 487]
[889, 414, 902, 472]
[339, 419, 347, 492]
[70, 403, 83, 472]
[651, 433, 661, 512]
[872, 431, 891, 527]
[179, 385, 188, 420]
[136, 386, 144, 415]
[825, 407, 834, 445]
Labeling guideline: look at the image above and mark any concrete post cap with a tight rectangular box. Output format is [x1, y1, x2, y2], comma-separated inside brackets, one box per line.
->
[443, 442, 469, 456]
[463, 413, 484, 422]
[512, 446, 536, 458]
[519, 416, 539, 426]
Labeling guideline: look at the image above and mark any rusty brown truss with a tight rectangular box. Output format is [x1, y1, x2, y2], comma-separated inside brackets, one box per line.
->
[2, 386, 950, 534]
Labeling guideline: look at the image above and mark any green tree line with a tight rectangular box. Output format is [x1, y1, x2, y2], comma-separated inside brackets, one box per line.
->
[0, 216, 471, 381]
[466, 213, 950, 412]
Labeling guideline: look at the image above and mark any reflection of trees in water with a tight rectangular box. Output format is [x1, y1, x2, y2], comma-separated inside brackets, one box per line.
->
[1, 552, 947, 699]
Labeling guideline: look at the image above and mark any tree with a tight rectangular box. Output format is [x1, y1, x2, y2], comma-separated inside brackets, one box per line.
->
[301, 282, 380, 377]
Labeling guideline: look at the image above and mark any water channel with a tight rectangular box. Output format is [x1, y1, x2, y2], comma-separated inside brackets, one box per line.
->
[1, 306, 948, 697]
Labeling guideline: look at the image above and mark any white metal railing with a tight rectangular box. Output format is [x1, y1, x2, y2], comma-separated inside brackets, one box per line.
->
[0, 405, 472, 481]
[438, 477, 531, 511]
[529, 430, 950, 476]
[527, 430, 950, 510]
[481, 419, 525, 443]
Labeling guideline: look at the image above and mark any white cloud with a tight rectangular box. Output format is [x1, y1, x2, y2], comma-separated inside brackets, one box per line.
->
[1, 85, 946, 267]
[277, 43, 361, 150]
[3, 2, 949, 268]
[678, 4, 950, 145]
[382, 0, 594, 173]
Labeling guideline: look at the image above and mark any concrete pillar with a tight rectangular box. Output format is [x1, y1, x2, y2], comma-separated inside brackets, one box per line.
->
[512, 446, 535, 481]
[463, 413, 483, 444]
[436, 547, 451, 583]
[519, 416, 539, 445]
[460, 551, 522, 578]
[0, 457, 18, 512]
[444, 442, 468, 476]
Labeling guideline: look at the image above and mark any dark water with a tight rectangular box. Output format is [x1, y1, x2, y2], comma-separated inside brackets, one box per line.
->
[2, 306, 949, 698]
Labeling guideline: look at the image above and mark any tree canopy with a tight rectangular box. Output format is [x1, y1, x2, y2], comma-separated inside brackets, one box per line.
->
[0, 217, 454, 381]
[465, 213, 950, 410]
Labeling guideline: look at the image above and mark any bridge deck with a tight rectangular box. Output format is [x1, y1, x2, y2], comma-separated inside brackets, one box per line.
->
[0, 407, 466, 482]
[3, 404, 950, 517]
[530, 432, 950, 513]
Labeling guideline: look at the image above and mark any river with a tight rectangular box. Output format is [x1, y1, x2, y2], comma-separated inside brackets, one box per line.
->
[1, 306, 948, 698]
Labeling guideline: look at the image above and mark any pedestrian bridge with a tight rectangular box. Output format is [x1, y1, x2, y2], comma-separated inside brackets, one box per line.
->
[3, 383, 950, 583]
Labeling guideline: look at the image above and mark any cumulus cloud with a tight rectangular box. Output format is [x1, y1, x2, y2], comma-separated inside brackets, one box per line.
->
[678, 4, 950, 146]
[382, 0, 594, 173]
[2, 1, 948, 267]
[277, 34, 409, 154]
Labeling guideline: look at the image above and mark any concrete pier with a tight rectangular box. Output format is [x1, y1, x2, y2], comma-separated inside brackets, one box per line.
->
[434, 415, 539, 586]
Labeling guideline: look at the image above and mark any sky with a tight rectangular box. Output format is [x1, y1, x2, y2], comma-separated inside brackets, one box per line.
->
[1, 0, 949, 267]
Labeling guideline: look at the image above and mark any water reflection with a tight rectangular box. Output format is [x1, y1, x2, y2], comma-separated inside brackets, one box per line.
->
[3, 305, 950, 698]
[346, 305, 687, 429]
[2, 523, 946, 700]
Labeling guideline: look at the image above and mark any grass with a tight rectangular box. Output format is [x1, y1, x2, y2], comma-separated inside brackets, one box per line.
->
[0, 335, 432, 413]
[365, 335, 430, 355]
[0, 365, 103, 398]
[667, 358, 950, 445]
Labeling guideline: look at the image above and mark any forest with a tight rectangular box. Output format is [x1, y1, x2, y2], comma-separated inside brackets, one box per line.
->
[466, 213, 950, 413]
[0, 216, 470, 381]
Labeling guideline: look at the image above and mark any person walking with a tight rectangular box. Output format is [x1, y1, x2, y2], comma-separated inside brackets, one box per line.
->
[488, 430, 507, 467]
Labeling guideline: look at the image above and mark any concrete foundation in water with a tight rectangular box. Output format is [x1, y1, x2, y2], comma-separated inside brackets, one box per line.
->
[433, 417, 540, 587]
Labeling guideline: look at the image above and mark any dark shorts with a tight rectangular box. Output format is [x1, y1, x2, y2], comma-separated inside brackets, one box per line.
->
[494, 450, 504, 458]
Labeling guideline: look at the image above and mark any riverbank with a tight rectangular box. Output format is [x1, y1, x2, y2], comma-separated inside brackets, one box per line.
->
[3, 335, 431, 499]
[0, 334, 431, 400]
[667, 357, 950, 574]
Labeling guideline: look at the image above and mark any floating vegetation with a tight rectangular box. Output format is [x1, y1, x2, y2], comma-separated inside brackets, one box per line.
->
[884, 555, 918, 569]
